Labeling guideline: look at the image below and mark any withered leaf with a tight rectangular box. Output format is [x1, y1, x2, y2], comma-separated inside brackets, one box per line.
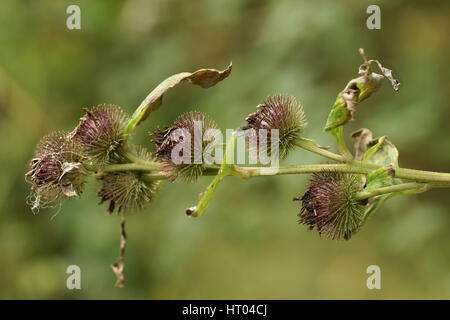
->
[324, 73, 383, 132]
[370, 60, 401, 91]
[341, 87, 360, 115]
[59, 162, 82, 197]
[351, 128, 373, 161]
[125, 63, 232, 133]
[60, 183, 78, 198]
[324, 49, 400, 132]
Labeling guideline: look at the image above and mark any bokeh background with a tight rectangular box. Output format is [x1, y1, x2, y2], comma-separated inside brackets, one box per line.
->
[0, 0, 449, 299]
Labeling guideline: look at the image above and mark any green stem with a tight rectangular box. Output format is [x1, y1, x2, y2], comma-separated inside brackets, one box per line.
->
[333, 127, 354, 161]
[294, 139, 345, 162]
[354, 182, 450, 200]
[355, 182, 424, 200]
[92, 161, 450, 185]
[234, 163, 369, 179]
[142, 166, 220, 181]
[123, 152, 159, 167]
[349, 161, 450, 183]
[85, 137, 450, 187]
[395, 167, 450, 183]
[185, 173, 226, 217]
[90, 163, 161, 177]
[185, 135, 238, 217]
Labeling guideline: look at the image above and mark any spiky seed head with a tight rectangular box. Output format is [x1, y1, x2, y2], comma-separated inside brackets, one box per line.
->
[97, 147, 161, 213]
[25, 131, 88, 212]
[295, 172, 366, 240]
[71, 104, 129, 164]
[151, 111, 219, 182]
[242, 94, 306, 160]
[98, 172, 161, 214]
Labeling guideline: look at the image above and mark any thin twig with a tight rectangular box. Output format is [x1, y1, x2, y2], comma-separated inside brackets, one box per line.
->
[110, 213, 127, 288]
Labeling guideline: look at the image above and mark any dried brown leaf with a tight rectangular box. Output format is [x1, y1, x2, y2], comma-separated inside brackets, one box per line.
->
[351, 128, 373, 161]
[125, 63, 232, 133]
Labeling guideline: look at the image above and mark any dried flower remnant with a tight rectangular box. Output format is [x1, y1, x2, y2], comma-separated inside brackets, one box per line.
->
[151, 111, 219, 182]
[26, 131, 88, 212]
[72, 104, 129, 164]
[242, 94, 306, 160]
[295, 172, 366, 240]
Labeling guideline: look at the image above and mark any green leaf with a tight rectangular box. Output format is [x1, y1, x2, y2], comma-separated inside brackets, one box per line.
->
[324, 49, 401, 133]
[362, 192, 399, 222]
[351, 126, 403, 220]
[296, 137, 330, 150]
[324, 93, 351, 132]
[125, 63, 232, 133]
[363, 136, 399, 167]
[365, 165, 395, 192]
[363, 134, 402, 189]
[324, 73, 384, 132]
[360, 135, 403, 219]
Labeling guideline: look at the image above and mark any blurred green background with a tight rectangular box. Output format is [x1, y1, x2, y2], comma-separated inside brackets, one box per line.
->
[0, 0, 449, 299]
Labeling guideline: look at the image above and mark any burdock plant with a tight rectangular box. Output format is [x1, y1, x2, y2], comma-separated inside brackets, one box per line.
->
[242, 94, 306, 160]
[26, 131, 88, 211]
[26, 51, 450, 287]
[295, 172, 366, 240]
[152, 111, 219, 182]
[71, 104, 130, 164]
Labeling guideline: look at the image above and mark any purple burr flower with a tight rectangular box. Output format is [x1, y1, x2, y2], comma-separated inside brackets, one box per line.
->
[242, 94, 306, 160]
[72, 104, 129, 164]
[26, 131, 87, 212]
[295, 172, 366, 240]
[151, 111, 218, 182]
